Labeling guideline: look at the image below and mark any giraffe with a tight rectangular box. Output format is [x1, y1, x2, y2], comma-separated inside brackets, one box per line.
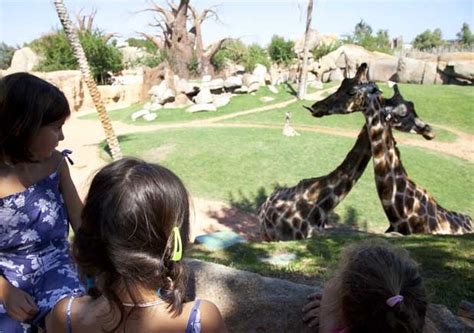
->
[258, 66, 435, 241]
[306, 63, 473, 235]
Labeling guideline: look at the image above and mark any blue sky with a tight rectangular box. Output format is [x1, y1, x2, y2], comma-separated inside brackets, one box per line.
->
[0, 0, 473, 48]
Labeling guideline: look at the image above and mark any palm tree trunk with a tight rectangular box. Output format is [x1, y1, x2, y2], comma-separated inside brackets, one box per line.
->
[53, 0, 122, 160]
[297, 0, 313, 100]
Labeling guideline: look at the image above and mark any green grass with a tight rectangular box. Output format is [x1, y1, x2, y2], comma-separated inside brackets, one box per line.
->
[188, 232, 474, 312]
[223, 100, 458, 142]
[112, 127, 474, 233]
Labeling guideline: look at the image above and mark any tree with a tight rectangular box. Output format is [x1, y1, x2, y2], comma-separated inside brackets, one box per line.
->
[268, 35, 296, 65]
[456, 23, 474, 47]
[297, 0, 313, 100]
[0, 42, 17, 70]
[412, 28, 444, 50]
[53, 0, 122, 161]
[342, 20, 391, 53]
[30, 30, 123, 84]
[140, 0, 229, 78]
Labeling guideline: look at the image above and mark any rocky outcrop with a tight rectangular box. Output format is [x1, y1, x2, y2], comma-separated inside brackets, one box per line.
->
[9, 47, 40, 72]
[311, 45, 474, 85]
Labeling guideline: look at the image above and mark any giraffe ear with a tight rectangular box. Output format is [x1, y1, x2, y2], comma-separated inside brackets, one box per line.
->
[355, 63, 368, 83]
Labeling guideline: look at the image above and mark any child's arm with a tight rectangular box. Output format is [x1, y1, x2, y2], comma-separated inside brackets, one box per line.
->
[0, 276, 38, 321]
[199, 300, 228, 333]
[59, 160, 83, 232]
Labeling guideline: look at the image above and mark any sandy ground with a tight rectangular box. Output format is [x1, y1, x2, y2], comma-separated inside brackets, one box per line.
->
[59, 88, 473, 242]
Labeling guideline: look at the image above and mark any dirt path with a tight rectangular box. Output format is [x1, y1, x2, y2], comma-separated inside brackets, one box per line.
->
[59, 86, 473, 241]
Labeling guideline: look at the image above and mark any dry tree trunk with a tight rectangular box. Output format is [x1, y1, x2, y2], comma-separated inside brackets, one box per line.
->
[297, 0, 313, 100]
[53, 0, 122, 160]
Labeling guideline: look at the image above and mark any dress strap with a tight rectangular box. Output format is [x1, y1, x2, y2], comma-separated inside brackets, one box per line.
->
[185, 298, 202, 333]
[61, 149, 74, 165]
[66, 296, 75, 333]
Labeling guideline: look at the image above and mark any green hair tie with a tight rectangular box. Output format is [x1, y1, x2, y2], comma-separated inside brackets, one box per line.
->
[171, 227, 183, 261]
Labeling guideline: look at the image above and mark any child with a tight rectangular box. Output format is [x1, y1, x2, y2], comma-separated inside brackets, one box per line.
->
[0, 73, 84, 332]
[302, 241, 434, 333]
[46, 158, 227, 332]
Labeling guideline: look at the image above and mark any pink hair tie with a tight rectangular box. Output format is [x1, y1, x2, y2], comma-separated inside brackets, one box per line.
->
[386, 295, 404, 307]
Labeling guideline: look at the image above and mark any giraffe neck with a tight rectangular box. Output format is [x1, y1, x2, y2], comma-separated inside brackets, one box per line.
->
[364, 98, 407, 226]
[299, 125, 372, 209]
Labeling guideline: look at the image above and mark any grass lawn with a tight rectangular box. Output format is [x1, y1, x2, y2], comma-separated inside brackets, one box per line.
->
[113, 127, 474, 233]
[188, 231, 474, 312]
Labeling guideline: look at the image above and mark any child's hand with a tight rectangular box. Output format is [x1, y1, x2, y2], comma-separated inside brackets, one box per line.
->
[302, 292, 322, 328]
[1, 282, 39, 321]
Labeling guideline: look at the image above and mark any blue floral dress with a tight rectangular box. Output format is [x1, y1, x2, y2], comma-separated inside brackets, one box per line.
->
[0, 151, 84, 333]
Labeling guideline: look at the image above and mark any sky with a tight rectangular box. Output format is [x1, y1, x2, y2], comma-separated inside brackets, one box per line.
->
[0, 0, 473, 48]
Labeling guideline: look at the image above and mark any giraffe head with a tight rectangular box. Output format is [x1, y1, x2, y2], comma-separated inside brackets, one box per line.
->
[304, 63, 379, 117]
[384, 84, 435, 140]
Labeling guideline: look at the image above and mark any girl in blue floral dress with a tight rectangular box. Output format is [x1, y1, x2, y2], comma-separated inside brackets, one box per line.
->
[0, 73, 84, 332]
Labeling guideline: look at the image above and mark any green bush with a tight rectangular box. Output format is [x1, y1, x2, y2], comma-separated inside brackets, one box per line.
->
[267, 35, 296, 65]
[342, 20, 392, 54]
[211, 40, 248, 72]
[311, 41, 342, 60]
[0, 42, 17, 70]
[125, 37, 158, 54]
[30, 30, 123, 84]
[413, 28, 446, 51]
[242, 43, 270, 72]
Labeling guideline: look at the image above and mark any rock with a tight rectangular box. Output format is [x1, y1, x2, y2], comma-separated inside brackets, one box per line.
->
[427, 304, 472, 333]
[193, 87, 213, 104]
[267, 85, 279, 94]
[202, 75, 212, 82]
[213, 94, 231, 108]
[35, 70, 83, 112]
[186, 103, 217, 113]
[242, 73, 259, 87]
[142, 113, 157, 121]
[395, 57, 425, 84]
[368, 57, 398, 82]
[173, 93, 192, 107]
[208, 78, 225, 91]
[405, 51, 439, 63]
[224, 76, 242, 89]
[131, 109, 150, 121]
[328, 68, 344, 82]
[252, 64, 267, 85]
[447, 61, 474, 81]
[422, 61, 438, 84]
[458, 301, 474, 320]
[9, 47, 39, 72]
[234, 86, 249, 94]
[185, 259, 318, 333]
[248, 82, 260, 93]
[260, 96, 275, 102]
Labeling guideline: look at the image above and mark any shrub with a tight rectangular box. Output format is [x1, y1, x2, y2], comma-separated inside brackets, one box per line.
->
[242, 43, 270, 72]
[412, 29, 445, 51]
[125, 37, 158, 54]
[311, 41, 342, 60]
[30, 30, 123, 84]
[0, 42, 17, 70]
[211, 40, 248, 72]
[267, 35, 296, 65]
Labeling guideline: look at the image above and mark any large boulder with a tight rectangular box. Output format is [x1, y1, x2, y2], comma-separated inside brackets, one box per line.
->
[35, 70, 84, 112]
[186, 259, 318, 333]
[252, 64, 268, 85]
[446, 61, 474, 81]
[186, 260, 470, 333]
[438, 52, 474, 63]
[9, 47, 39, 72]
[395, 57, 426, 84]
[368, 57, 398, 82]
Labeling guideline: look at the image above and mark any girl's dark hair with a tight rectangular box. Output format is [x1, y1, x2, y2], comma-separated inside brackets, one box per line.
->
[73, 158, 190, 331]
[339, 240, 427, 333]
[0, 72, 71, 163]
